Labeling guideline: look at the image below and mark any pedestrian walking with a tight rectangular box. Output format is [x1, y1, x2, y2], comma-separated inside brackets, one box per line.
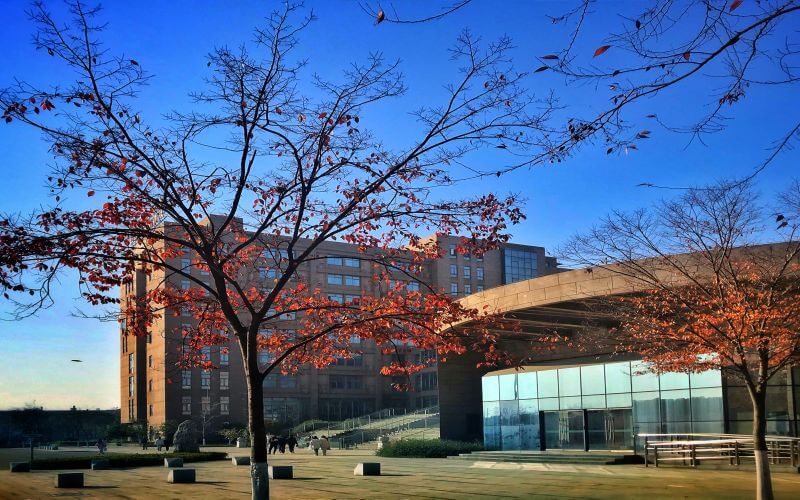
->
[164, 436, 172, 452]
[310, 435, 321, 456]
[268, 435, 279, 455]
[278, 435, 287, 454]
[156, 435, 164, 451]
[320, 435, 330, 456]
[287, 434, 298, 453]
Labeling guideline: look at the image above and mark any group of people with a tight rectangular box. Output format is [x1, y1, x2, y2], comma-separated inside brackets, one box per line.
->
[266, 433, 331, 456]
[268, 434, 298, 454]
[138, 435, 171, 451]
[308, 435, 330, 456]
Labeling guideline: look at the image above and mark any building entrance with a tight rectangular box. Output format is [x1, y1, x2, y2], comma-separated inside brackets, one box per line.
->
[587, 409, 633, 450]
[543, 408, 633, 451]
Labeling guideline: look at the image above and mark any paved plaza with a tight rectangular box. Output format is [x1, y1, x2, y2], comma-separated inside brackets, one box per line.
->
[2, 446, 800, 499]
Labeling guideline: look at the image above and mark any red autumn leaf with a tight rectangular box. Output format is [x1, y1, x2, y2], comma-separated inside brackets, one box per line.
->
[130, 59, 139, 66]
[535, 66, 549, 73]
[730, 0, 743, 12]
[593, 45, 611, 57]
[376, 10, 385, 23]
[318, 112, 327, 119]
[541, 55, 559, 60]
[683, 51, 691, 61]
[87, 190, 95, 197]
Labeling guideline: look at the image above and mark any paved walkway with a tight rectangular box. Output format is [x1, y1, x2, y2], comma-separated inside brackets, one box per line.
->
[2, 447, 799, 499]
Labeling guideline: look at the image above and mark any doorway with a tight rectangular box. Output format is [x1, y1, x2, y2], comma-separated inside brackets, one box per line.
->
[586, 409, 633, 450]
[543, 410, 585, 450]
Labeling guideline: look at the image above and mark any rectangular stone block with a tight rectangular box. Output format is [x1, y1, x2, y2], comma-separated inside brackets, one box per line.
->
[354, 462, 381, 476]
[167, 468, 196, 484]
[268, 465, 293, 479]
[164, 457, 184, 468]
[9, 462, 30, 472]
[232, 456, 250, 466]
[91, 459, 110, 470]
[55, 472, 84, 488]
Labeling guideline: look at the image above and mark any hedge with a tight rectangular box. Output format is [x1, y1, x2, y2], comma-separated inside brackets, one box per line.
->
[31, 451, 227, 470]
[375, 439, 483, 458]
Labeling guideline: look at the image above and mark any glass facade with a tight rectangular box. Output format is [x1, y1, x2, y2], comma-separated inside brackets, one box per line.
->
[502, 248, 539, 284]
[482, 361, 726, 451]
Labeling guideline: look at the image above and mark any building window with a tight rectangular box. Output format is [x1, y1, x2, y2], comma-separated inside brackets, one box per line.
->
[464, 284, 472, 294]
[477, 285, 484, 292]
[182, 370, 192, 389]
[220, 351, 229, 366]
[220, 371, 229, 390]
[201, 396, 211, 415]
[450, 283, 458, 296]
[327, 256, 343, 266]
[328, 293, 344, 304]
[148, 379, 153, 392]
[128, 376, 134, 396]
[327, 274, 343, 285]
[503, 248, 538, 284]
[201, 346, 211, 361]
[344, 275, 360, 287]
[259, 267, 277, 280]
[449, 244, 457, 258]
[464, 253, 471, 261]
[330, 375, 364, 390]
[181, 306, 191, 317]
[181, 279, 190, 290]
[476, 267, 484, 281]
[128, 400, 134, 420]
[149, 404, 153, 417]
[343, 257, 360, 268]
[180, 257, 191, 271]
[220, 396, 230, 415]
[182, 396, 191, 415]
[201, 371, 211, 389]
[407, 282, 420, 292]
[450, 264, 457, 277]
[335, 354, 364, 367]
[463, 266, 471, 279]
[415, 372, 438, 391]
[148, 355, 152, 368]
[345, 294, 360, 304]
[128, 353, 134, 373]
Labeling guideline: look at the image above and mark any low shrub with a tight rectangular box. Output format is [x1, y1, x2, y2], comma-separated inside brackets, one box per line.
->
[375, 439, 483, 458]
[31, 451, 227, 470]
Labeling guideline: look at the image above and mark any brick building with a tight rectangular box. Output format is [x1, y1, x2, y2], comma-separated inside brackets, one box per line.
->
[120, 217, 558, 432]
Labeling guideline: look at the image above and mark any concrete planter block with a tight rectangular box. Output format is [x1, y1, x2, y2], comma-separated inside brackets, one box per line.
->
[91, 459, 110, 470]
[236, 437, 250, 448]
[9, 462, 30, 472]
[164, 457, 184, 468]
[354, 462, 381, 476]
[55, 472, 84, 488]
[268, 465, 293, 479]
[167, 468, 196, 484]
[232, 456, 250, 466]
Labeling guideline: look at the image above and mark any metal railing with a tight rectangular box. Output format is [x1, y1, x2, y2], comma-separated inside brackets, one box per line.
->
[641, 433, 800, 468]
[336, 406, 440, 449]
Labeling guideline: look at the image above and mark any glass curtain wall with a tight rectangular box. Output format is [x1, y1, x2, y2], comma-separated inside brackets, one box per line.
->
[482, 361, 725, 451]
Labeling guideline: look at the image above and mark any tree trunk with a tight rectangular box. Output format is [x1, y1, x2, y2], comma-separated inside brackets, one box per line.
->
[751, 390, 774, 500]
[247, 372, 269, 500]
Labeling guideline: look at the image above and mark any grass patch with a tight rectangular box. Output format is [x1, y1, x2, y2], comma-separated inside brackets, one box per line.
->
[31, 451, 227, 470]
[376, 439, 483, 458]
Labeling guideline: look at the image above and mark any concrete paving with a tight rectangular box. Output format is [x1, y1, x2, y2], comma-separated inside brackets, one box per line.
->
[2, 446, 799, 498]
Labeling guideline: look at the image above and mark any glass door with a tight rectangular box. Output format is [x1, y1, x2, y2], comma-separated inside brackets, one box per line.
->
[543, 410, 584, 450]
[586, 409, 633, 450]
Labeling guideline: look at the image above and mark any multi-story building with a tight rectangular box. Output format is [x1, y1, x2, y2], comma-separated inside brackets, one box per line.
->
[119, 217, 559, 433]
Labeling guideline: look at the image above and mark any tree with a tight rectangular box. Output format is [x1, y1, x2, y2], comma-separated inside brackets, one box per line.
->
[0, 3, 556, 499]
[367, 1, 800, 183]
[562, 180, 800, 500]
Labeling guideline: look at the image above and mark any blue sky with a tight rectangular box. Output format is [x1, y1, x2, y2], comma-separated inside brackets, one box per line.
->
[0, 1, 795, 409]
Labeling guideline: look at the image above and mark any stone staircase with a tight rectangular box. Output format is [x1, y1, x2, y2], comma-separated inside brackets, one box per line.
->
[449, 450, 644, 465]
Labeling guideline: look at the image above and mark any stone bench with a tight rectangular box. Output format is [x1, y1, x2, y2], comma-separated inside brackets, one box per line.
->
[268, 465, 293, 479]
[164, 457, 184, 468]
[354, 462, 381, 476]
[167, 468, 196, 484]
[55, 472, 84, 488]
[91, 459, 110, 470]
[9, 462, 30, 472]
[232, 456, 250, 466]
